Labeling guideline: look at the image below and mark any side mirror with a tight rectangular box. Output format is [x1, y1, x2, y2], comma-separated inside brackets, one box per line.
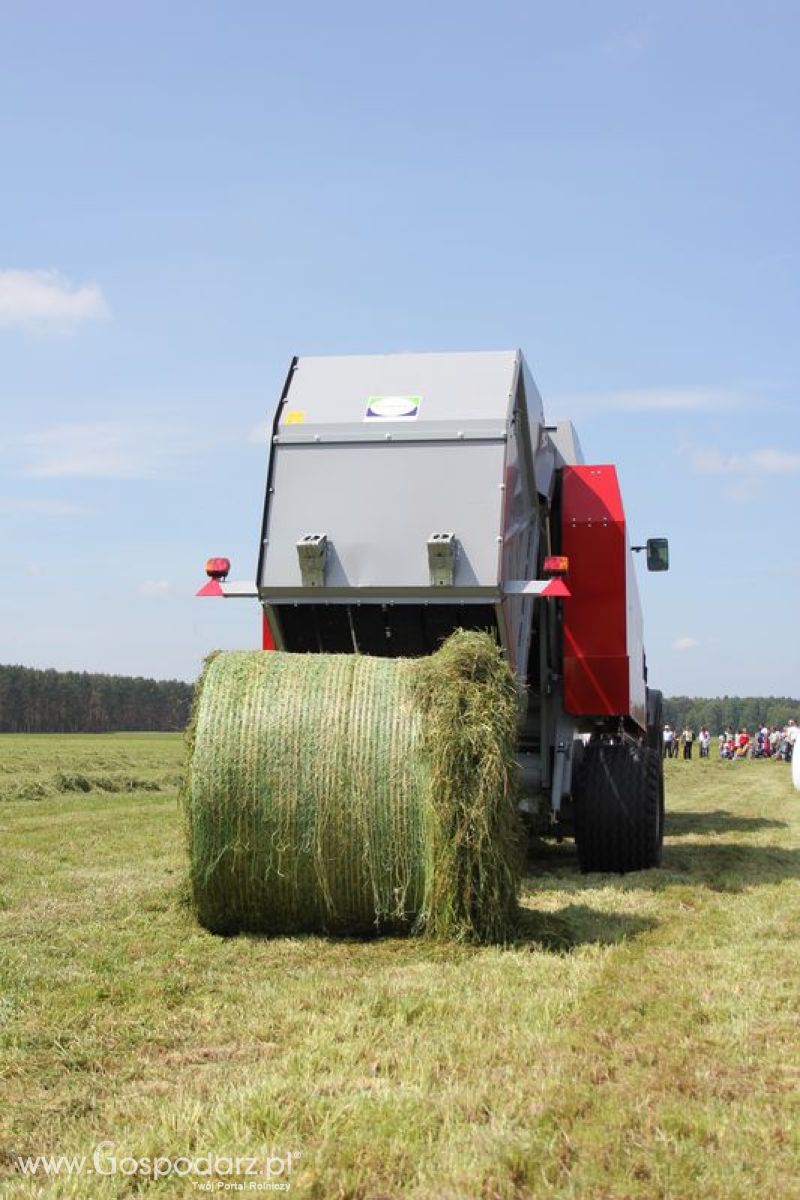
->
[646, 538, 669, 572]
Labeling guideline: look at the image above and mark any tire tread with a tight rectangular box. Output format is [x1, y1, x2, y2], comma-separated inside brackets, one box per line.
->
[575, 743, 663, 873]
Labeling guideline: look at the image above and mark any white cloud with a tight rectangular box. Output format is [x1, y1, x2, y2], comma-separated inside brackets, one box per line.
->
[139, 580, 171, 598]
[685, 448, 729, 473]
[10, 418, 237, 479]
[749, 448, 800, 474]
[600, 30, 646, 57]
[684, 446, 800, 476]
[0, 497, 92, 517]
[551, 387, 743, 417]
[14, 422, 188, 479]
[673, 636, 699, 651]
[0, 269, 109, 331]
[19, 423, 144, 478]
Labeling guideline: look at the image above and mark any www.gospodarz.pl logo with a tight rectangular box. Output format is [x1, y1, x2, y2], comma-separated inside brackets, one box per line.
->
[10, 1142, 301, 1190]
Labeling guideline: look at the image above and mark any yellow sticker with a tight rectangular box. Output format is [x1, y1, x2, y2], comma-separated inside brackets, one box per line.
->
[284, 410, 306, 425]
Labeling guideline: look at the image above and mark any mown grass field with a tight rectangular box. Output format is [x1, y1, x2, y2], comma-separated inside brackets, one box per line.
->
[1, 734, 798, 1199]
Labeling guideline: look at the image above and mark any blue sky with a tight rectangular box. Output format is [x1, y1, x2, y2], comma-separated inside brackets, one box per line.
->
[1, 1, 798, 695]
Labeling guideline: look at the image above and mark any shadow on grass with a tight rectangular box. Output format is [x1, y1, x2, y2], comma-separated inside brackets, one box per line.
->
[526, 840, 800, 893]
[233, 905, 658, 956]
[513, 903, 657, 952]
[666, 809, 788, 836]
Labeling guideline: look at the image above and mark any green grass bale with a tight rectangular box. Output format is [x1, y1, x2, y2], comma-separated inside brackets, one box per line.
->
[184, 631, 522, 941]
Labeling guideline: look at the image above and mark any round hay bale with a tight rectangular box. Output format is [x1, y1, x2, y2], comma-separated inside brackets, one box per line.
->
[184, 631, 522, 941]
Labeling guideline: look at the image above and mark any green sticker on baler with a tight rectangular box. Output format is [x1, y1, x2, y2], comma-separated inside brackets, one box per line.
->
[364, 395, 421, 421]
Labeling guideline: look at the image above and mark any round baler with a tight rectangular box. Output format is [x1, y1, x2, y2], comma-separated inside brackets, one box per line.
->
[191, 350, 668, 937]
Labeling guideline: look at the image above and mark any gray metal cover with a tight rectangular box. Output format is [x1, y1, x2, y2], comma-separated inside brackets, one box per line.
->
[275, 350, 528, 440]
[257, 350, 552, 670]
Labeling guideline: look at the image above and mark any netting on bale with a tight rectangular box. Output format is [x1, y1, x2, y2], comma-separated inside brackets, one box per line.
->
[183, 631, 523, 941]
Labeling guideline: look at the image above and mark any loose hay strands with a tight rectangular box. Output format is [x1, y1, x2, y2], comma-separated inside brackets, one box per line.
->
[410, 633, 523, 942]
[184, 632, 522, 941]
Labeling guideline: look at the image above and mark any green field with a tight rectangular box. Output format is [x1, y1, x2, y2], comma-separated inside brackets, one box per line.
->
[1, 735, 798, 1199]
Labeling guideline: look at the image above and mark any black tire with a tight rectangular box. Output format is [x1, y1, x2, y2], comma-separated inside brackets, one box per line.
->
[574, 743, 663, 873]
[646, 687, 663, 753]
[643, 745, 665, 868]
[643, 689, 666, 864]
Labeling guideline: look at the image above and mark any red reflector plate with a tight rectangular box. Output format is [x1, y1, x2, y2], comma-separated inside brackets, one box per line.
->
[196, 578, 224, 597]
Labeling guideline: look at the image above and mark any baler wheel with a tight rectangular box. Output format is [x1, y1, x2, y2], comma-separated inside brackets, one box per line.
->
[646, 687, 663, 753]
[574, 744, 662, 873]
[643, 745, 664, 868]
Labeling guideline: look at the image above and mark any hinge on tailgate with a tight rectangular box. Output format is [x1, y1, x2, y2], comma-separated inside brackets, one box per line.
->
[427, 532, 457, 587]
[296, 533, 328, 587]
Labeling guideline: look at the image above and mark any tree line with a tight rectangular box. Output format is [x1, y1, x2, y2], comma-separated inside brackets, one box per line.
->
[1, 661, 797, 735]
[0, 664, 193, 733]
[662, 695, 799, 734]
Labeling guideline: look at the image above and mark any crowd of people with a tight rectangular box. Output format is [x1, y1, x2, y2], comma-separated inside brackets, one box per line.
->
[662, 720, 798, 761]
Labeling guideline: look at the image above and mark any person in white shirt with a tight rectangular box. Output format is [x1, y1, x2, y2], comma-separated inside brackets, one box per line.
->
[682, 727, 694, 760]
[662, 725, 674, 759]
